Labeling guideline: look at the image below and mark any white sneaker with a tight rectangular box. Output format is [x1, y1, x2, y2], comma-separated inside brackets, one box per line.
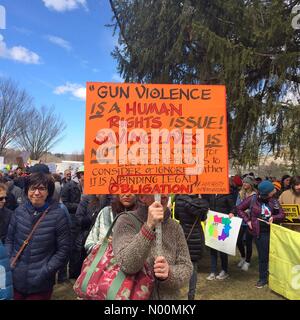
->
[206, 273, 216, 281]
[237, 258, 246, 268]
[216, 270, 229, 280]
[241, 262, 250, 271]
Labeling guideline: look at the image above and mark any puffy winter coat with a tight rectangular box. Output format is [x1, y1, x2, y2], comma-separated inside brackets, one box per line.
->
[202, 194, 235, 214]
[61, 180, 81, 214]
[0, 241, 13, 300]
[0, 207, 13, 243]
[74, 195, 111, 252]
[174, 195, 209, 262]
[5, 201, 71, 295]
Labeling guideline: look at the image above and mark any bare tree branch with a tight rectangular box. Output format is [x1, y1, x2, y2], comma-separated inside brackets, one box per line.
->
[15, 106, 66, 160]
[0, 78, 34, 155]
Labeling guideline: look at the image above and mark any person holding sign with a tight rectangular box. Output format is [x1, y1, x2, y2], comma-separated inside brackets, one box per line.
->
[174, 194, 209, 300]
[279, 176, 300, 205]
[112, 194, 193, 300]
[237, 180, 285, 288]
[202, 193, 235, 281]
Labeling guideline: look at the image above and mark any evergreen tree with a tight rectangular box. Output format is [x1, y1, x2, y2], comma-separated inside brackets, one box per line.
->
[109, 0, 300, 168]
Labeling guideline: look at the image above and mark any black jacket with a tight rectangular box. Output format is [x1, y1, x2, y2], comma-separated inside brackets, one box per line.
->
[202, 194, 235, 215]
[61, 180, 81, 214]
[174, 195, 209, 262]
[0, 207, 13, 243]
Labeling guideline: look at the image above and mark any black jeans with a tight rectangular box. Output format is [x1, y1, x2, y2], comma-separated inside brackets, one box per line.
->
[237, 225, 253, 263]
[210, 248, 228, 273]
[255, 232, 270, 283]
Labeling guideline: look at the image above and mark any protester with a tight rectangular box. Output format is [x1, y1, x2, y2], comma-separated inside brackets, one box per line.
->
[279, 176, 300, 205]
[70, 194, 112, 278]
[0, 183, 13, 243]
[255, 177, 262, 187]
[202, 193, 235, 280]
[85, 194, 136, 254]
[272, 181, 282, 199]
[0, 240, 13, 300]
[5, 172, 71, 300]
[280, 175, 291, 194]
[2, 177, 24, 208]
[14, 167, 26, 190]
[112, 194, 193, 300]
[174, 194, 209, 300]
[62, 169, 72, 187]
[230, 175, 243, 203]
[235, 176, 256, 271]
[52, 173, 62, 203]
[61, 168, 82, 279]
[237, 180, 285, 288]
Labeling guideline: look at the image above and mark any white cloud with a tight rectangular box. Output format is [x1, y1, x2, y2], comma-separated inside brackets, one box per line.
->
[13, 27, 33, 36]
[112, 73, 123, 83]
[0, 35, 41, 64]
[42, 0, 88, 12]
[46, 35, 72, 51]
[54, 82, 86, 100]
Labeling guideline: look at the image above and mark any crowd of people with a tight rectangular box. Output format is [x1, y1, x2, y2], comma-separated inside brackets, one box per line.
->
[0, 164, 299, 300]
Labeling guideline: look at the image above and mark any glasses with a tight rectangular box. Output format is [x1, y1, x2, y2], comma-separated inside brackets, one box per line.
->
[29, 186, 47, 193]
[0, 196, 7, 201]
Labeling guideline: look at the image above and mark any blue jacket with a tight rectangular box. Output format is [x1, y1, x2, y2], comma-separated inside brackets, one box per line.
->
[0, 241, 13, 300]
[5, 200, 71, 295]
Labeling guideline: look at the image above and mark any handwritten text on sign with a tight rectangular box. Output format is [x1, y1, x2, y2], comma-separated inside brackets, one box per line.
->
[85, 83, 228, 194]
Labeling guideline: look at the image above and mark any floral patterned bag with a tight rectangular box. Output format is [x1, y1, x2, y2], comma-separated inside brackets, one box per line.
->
[73, 212, 154, 300]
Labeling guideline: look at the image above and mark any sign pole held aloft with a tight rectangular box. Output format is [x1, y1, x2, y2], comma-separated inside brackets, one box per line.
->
[154, 194, 162, 257]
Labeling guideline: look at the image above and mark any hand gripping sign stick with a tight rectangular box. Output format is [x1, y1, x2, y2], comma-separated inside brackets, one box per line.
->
[154, 194, 163, 257]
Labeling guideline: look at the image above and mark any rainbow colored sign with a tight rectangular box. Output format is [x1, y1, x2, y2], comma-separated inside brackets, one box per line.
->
[205, 210, 242, 256]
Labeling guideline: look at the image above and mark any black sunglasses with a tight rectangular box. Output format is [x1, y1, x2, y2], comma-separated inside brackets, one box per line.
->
[0, 196, 7, 201]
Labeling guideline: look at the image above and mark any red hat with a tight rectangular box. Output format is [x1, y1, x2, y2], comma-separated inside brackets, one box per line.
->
[233, 175, 243, 187]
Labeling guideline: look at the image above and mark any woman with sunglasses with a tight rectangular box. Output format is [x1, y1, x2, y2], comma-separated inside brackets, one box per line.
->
[0, 183, 12, 244]
[5, 172, 71, 300]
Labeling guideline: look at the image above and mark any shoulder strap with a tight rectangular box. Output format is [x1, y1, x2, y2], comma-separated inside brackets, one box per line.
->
[11, 207, 50, 268]
[186, 216, 199, 241]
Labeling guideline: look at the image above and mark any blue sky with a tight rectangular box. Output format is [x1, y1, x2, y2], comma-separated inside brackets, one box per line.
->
[0, 0, 122, 154]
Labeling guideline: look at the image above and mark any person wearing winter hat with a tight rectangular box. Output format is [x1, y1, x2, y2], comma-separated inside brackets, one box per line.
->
[230, 175, 243, 203]
[272, 181, 282, 199]
[235, 176, 257, 271]
[237, 180, 285, 288]
[28, 164, 50, 175]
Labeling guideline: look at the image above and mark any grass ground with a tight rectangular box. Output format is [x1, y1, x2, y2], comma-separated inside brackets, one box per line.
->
[51, 246, 284, 300]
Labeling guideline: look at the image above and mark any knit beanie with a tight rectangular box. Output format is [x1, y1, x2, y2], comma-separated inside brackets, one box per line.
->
[273, 181, 282, 191]
[258, 180, 275, 196]
[242, 176, 255, 187]
[233, 175, 243, 187]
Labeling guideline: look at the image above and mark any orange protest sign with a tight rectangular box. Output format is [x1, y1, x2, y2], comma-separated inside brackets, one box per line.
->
[85, 83, 229, 195]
